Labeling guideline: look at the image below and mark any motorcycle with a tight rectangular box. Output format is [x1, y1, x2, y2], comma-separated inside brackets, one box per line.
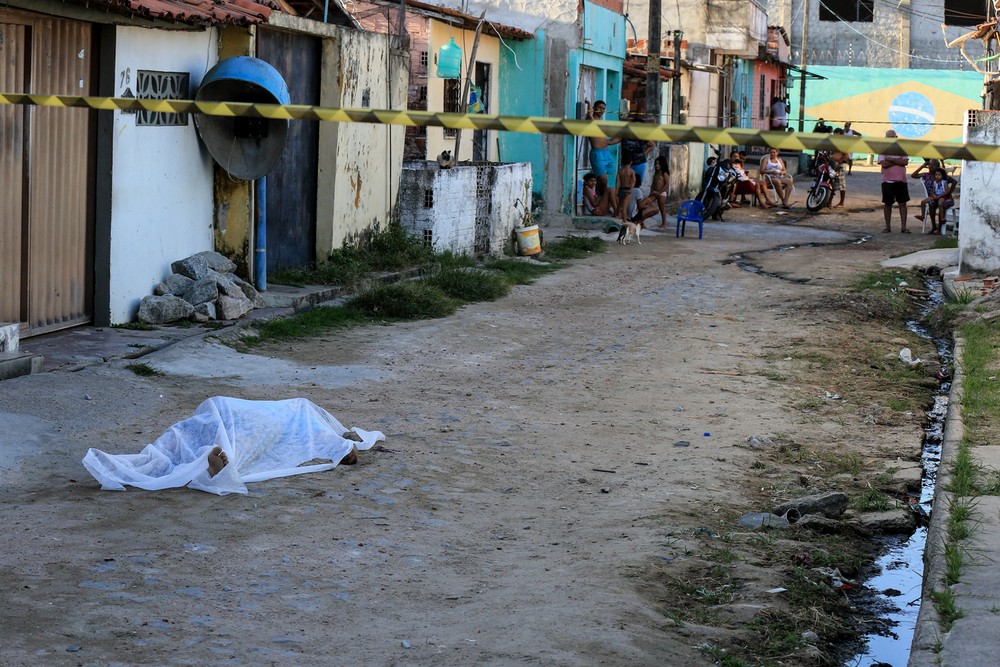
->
[698, 151, 739, 221]
[806, 151, 834, 212]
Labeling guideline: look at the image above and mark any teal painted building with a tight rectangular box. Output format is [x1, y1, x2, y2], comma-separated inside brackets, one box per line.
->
[497, 0, 626, 215]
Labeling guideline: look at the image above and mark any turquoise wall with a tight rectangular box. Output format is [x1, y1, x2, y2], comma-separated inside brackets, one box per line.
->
[563, 1, 626, 213]
[788, 66, 982, 142]
[498, 31, 546, 196]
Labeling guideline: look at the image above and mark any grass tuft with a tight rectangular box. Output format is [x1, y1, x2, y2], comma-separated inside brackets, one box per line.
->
[347, 281, 457, 320]
[125, 362, 163, 377]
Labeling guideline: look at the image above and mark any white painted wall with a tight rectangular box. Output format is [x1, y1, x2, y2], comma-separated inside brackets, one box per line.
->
[108, 26, 218, 323]
[399, 161, 532, 256]
[959, 111, 1000, 274]
[425, 0, 578, 41]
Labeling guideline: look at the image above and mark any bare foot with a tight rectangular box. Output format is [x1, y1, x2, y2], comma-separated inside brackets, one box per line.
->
[340, 445, 359, 466]
[208, 445, 228, 477]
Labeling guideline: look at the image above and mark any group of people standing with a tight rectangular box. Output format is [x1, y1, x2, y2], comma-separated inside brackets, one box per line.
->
[580, 100, 670, 228]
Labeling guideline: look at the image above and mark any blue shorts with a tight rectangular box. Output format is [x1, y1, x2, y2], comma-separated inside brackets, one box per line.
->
[632, 162, 647, 187]
[590, 148, 613, 176]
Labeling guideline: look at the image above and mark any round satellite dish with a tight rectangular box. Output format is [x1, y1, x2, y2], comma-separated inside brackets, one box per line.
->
[194, 57, 291, 180]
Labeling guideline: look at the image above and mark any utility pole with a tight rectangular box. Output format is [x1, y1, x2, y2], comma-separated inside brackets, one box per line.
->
[798, 0, 808, 131]
[646, 0, 662, 121]
[671, 30, 683, 124]
[449, 11, 486, 167]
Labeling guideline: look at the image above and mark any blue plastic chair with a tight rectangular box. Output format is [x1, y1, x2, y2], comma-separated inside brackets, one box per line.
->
[676, 199, 706, 238]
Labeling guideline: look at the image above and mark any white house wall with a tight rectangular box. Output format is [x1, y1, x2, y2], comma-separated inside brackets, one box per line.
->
[959, 111, 1000, 274]
[108, 26, 218, 324]
[425, 0, 578, 41]
[317, 28, 407, 255]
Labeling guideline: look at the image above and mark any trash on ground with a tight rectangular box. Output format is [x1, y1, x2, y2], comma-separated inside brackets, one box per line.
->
[82, 397, 385, 495]
[898, 347, 923, 367]
[737, 512, 794, 529]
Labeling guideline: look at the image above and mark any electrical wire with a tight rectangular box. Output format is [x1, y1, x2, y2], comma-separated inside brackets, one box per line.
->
[487, 21, 524, 71]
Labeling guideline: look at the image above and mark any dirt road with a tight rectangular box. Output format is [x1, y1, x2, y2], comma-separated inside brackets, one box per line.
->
[0, 167, 946, 666]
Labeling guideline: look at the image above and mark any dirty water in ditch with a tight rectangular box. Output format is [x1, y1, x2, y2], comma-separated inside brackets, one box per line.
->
[847, 278, 949, 667]
[730, 243, 950, 667]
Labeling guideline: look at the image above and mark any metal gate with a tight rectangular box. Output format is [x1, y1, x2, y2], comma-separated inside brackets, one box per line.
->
[256, 29, 321, 270]
[0, 9, 95, 336]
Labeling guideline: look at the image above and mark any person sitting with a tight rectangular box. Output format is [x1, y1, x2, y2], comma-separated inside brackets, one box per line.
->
[581, 172, 618, 216]
[729, 157, 770, 209]
[760, 148, 794, 208]
[914, 165, 957, 234]
[910, 159, 941, 229]
[813, 118, 833, 134]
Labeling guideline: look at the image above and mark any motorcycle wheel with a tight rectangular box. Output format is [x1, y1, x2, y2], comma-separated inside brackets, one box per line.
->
[806, 185, 832, 212]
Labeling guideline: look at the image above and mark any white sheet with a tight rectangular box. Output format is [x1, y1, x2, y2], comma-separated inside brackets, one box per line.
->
[82, 397, 385, 495]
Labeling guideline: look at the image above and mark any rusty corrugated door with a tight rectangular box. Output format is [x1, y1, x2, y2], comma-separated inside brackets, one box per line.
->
[0, 21, 27, 324]
[0, 8, 94, 336]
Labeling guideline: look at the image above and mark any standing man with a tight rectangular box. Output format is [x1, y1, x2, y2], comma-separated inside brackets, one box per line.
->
[878, 130, 910, 233]
[769, 97, 788, 131]
[843, 121, 862, 174]
[586, 100, 621, 195]
[619, 114, 655, 187]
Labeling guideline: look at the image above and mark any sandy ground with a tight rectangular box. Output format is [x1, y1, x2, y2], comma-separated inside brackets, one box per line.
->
[0, 166, 949, 666]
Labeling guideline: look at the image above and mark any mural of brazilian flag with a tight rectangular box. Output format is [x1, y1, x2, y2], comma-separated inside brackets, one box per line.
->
[793, 66, 983, 143]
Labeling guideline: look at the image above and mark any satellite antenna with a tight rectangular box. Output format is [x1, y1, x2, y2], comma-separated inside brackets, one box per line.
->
[194, 56, 290, 180]
[193, 57, 291, 289]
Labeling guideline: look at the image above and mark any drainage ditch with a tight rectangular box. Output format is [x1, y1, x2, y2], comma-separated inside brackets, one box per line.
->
[729, 244, 950, 666]
[847, 278, 949, 667]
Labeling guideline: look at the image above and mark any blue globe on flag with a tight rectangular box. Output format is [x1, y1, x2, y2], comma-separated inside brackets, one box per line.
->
[888, 92, 935, 138]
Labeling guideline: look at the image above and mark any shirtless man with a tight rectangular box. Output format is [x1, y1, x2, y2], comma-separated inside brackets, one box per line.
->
[586, 100, 622, 195]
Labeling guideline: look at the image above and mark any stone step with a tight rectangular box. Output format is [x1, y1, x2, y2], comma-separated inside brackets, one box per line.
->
[0, 351, 43, 381]
[259, 284, 345, 310]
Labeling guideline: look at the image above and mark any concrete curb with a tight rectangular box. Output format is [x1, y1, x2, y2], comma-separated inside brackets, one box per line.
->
[909, 336, 965, 666]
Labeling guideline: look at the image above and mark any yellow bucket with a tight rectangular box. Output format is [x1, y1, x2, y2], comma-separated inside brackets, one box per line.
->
[515, 225, 541, 255]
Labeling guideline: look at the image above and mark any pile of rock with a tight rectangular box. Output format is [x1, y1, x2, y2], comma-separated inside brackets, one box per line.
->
[137, 251, 265, 325]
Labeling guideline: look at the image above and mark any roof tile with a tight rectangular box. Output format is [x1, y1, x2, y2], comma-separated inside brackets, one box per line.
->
[72, 0, 275, 26]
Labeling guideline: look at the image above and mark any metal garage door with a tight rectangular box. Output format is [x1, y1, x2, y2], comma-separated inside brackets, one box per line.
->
[0, 8, 95, 336]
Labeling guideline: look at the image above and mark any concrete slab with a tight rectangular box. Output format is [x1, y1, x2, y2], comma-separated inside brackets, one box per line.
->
[969, 444, 1000, 471]
[881, 248, 959, 270]
[0, 351, 42, 381]
[940, 614, 1000, 667]
[259, 283, 343, 309]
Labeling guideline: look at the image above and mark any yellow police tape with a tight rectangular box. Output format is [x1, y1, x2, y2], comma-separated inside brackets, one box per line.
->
[2, 91, 998, 163]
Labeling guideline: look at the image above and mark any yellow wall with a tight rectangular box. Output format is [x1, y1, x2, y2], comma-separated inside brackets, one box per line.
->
[426, 23, 500, 163]
[316, 29, 408, 256]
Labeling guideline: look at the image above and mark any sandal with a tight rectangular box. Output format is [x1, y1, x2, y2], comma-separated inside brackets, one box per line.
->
[901, 228, 911, 234]
[882, 228, 891, 233]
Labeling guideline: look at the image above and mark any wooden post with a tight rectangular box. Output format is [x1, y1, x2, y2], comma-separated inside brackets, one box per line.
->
[449, 11, 486, 167]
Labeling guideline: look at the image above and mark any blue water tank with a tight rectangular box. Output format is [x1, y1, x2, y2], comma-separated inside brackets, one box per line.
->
[437, 38, 462, 79]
